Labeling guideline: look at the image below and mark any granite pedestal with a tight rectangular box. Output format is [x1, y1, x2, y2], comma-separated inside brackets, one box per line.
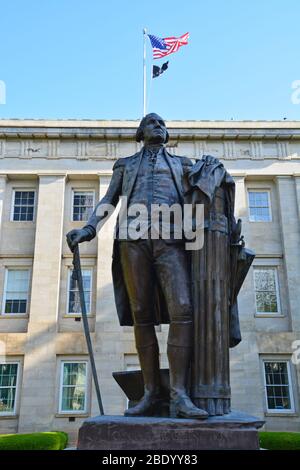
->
[77, 411, 264, 450]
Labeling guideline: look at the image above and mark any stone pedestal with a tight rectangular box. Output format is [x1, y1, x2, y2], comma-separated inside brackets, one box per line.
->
[77, 411, 264, 450]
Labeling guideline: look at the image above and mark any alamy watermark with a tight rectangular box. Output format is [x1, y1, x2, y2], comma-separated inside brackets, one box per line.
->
[291, 80, 300, 104]
[0, 340, 6, 362]
[291, 340, 300, 365]
[0, 80, 6, 105]
[95, 198, 205, 250]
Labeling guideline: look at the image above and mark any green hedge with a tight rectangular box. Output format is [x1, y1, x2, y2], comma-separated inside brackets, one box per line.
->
[259, 432, 300, 450]
[0, 432, 68, 451]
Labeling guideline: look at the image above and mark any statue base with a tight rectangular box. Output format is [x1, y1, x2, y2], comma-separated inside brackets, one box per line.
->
[77, 411, 264, 450]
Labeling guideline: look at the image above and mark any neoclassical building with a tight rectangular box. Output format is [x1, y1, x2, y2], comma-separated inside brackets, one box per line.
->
[0, 119, 299, 444]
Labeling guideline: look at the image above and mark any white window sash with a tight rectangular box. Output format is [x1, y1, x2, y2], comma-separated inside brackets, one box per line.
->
[58, 361, 88, 414]
[71, 190, 95, 222]
[2, 268, 30, 316]
[66, 268, 92, 316]
[253, 267, 281, 315]
[10, 189, 36, 222]
[262, 360, 295, 413]
[248, 189, 272, 222]
[0, 362, 20, 416]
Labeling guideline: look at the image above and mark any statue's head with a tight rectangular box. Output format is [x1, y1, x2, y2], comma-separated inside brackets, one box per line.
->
[136, 113, 169, 145]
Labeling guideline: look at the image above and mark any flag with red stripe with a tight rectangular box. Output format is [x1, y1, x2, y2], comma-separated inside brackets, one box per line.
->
[148, 32, 189, 59]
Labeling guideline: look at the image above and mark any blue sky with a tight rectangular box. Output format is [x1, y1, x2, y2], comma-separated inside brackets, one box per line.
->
[0, 0, 300, 120]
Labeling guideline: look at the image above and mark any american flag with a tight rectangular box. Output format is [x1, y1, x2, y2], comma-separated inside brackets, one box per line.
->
[148, 32, 189, 59]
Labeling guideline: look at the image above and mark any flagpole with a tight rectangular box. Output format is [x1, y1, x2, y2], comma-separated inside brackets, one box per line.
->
[143, 28, 147, 117]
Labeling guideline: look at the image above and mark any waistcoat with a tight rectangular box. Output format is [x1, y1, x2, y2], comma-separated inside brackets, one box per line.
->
[119, 147, 183, 240]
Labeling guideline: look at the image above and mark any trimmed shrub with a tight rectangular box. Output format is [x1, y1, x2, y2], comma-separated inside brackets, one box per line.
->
[0, 431, 68, 450]
[259, 432, 300, 451]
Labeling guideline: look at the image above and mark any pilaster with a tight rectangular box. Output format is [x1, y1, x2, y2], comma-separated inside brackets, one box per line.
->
[18, 175, 66, 432]
[0, 175, 7, 247]
[276, 176, 300, 331]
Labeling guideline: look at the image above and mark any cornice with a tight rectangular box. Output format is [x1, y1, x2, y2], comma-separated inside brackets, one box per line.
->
[1, 121, 300, 161]
[1, 119, 300, 128]
[1, 120, 300, 141]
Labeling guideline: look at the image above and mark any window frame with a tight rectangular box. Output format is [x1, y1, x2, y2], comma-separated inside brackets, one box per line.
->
[262, 359, 296, 414]
[71, 189, 95, 223]
[58, 360, 89, 415]
[10, 189, 36, 222]
[248, 189, 272, 223]
[1, 267, 31, 317]
[0, 361, 21, 416]
[66, 267, 93, 316]
[253, 266, 282, 316]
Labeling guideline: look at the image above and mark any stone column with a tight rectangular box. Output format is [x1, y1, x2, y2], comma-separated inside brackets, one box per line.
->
[233, 174, 256, 331]
[0, 175, 7, 247]
[295, 175, 300, 221]
[276, 176, 300, 332]
[233, 175, 247, 222]
[18, 175, 66, 432]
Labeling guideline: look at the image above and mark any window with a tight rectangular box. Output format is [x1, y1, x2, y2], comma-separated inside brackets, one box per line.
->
[0, 363, 19, 415]
[12, 190, 35, 221]
[253, 267, 280, 315]
[59, 361, 88, 413]
[72, 191, 94, 221]
[263, 360, 295, 413]
[2, 269, 30, 315]
[67, 268, 92, 315]
[248, 190, 271, 222]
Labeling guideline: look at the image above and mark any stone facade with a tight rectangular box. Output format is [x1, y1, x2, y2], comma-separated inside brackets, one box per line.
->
[0, 119, 299, 444]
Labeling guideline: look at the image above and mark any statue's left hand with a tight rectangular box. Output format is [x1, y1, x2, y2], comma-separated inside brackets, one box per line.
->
[231, 218, 242, 243]
[202, 154, 222, 166]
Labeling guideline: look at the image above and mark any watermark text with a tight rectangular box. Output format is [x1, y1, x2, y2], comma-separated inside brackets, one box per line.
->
[94, 198, 205, 250]
[291, 80, 300, 104]
[0, 80, 6, 104]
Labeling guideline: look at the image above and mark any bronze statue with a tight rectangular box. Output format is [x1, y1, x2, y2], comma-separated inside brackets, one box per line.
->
[67, 113, 253, 419]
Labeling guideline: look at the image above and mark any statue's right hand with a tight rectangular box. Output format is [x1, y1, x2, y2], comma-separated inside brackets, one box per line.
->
[66, 228, 89, 252]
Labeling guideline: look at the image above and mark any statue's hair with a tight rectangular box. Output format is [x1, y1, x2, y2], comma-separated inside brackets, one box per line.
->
[136, 113, 169, 143]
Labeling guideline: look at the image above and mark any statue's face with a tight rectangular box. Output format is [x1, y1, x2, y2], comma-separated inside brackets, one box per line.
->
[142, 113, 167, 145]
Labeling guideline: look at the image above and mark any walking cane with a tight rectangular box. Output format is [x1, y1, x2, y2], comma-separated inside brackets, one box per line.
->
[72, 244, 104, 415]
